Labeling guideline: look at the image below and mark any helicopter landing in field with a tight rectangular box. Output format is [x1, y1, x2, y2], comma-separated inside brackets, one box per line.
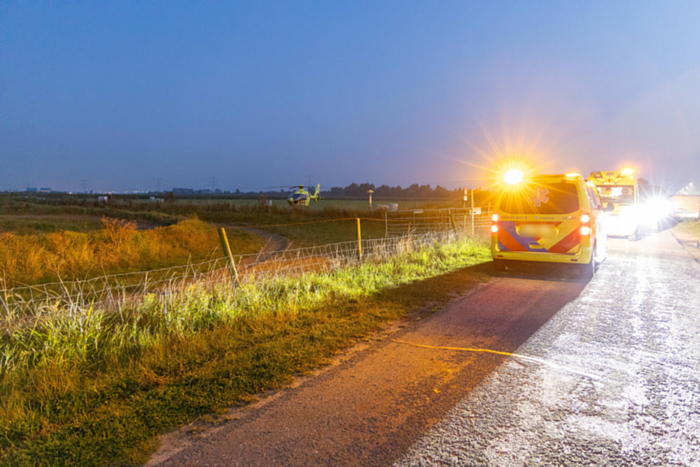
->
[287, 184, 321, 206]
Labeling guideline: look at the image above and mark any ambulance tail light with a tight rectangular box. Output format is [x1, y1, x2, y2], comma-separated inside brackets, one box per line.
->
[491, 213, 499, 234]
[580, 213, 591, 236]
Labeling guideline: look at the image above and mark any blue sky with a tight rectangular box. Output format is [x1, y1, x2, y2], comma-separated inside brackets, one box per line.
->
[1, 1, 699, 192]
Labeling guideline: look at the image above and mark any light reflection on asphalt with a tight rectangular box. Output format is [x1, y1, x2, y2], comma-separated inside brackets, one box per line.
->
[394, 231, 700, 467]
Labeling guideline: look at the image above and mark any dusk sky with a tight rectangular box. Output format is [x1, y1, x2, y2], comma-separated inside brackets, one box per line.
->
[2, 1, 700, 193]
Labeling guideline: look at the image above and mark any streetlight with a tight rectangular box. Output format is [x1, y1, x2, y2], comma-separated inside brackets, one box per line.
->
[367, 189, 374, 210]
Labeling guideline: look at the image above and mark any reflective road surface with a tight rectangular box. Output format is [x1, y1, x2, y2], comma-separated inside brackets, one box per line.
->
[394, 230, 700, 466]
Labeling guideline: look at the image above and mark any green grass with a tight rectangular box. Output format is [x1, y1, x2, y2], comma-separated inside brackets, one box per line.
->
[673, 220, 700, 241]
[0, 217, 105, 235]
[171, 198, 460, 211]
[0, 239, 490, 466]
[265, 218, 387, 247]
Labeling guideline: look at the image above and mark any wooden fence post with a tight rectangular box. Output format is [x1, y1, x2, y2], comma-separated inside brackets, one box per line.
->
[448, 209, 458, 231]
[218, 228, 239, 286]
[356, 218, 362, 262]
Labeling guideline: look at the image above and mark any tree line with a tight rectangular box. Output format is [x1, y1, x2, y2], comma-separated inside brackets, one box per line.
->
[322, 183, 484, 199]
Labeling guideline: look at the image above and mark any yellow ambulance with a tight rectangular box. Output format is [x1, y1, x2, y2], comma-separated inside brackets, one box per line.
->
[587, 169, 639, 240]
[491, 172, 609, 277]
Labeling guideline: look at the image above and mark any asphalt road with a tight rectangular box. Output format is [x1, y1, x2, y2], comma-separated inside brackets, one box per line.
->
[148, 229, 699, 467]
[395, 230, 700, 467]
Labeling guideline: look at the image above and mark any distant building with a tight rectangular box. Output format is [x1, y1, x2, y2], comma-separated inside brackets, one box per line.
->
[26, 187, 38, 192]
[98, 196, 108, 203]
[39, 188, 51, 193]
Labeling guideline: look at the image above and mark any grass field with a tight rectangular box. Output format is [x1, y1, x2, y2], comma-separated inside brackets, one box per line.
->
[673, 220, 700, 241]
[169, 198, 462, 211]
[0, 219, 265, 287]
[263, 218, 386, 247]
[0, 216, 105, 235]
[0, 238, 490, 466]
[2, 196, 475, 245]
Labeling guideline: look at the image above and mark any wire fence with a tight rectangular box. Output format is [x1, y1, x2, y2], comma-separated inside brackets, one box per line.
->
[384, 207, 493, 237]
[1, 228, 469, 327]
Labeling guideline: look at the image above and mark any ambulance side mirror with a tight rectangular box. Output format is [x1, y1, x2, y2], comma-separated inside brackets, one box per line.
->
[604, 203, 614, 212]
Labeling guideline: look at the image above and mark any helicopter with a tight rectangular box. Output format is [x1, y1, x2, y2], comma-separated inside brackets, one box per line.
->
[287, 184, 322, 206]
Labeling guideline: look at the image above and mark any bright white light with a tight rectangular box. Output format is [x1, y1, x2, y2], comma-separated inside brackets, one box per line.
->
[492, 213, 499, 222]
[644, 197, 671, 227]
[504, 169, 524, 185]
[580, 214, 590, 223]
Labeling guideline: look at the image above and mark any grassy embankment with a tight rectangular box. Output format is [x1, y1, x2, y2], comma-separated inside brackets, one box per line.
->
[673, 220, 700, 241]
[0, 238, 491, 466]
[0, 218, 264, 288]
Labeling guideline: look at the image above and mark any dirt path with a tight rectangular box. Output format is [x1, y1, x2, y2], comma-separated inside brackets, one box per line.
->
[218, 226, 291, 274]
[146, 265, 585, 466]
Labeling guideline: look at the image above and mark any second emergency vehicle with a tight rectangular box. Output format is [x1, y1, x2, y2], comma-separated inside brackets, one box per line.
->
[587, 169, 640, 240]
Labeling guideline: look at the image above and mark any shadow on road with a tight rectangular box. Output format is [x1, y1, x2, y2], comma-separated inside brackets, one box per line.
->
[480, 260, 593, 284]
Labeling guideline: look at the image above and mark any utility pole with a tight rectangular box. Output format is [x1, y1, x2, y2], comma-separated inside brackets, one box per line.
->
[80, 180, 88, 193]
[470, 188, 475, 236]
[157, 178, 162, 193]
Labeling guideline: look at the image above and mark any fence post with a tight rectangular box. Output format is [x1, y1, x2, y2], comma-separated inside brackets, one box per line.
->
[448, 209, 458, 231]
[218, 227, 239, 286]
[356, 218, 363, 262]
[470, 189, 475, 236]
[385, 211, 388, 238]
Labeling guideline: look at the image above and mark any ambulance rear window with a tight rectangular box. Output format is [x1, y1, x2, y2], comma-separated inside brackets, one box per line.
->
[499, 182, 580, 215]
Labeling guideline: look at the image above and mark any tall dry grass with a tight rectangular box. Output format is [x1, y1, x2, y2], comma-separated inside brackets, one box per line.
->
[0, 218, 221, 287]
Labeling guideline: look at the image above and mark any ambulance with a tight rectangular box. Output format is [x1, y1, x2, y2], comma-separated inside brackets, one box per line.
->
[587, 169, 640, 240]
[491, 172, 609, 278]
